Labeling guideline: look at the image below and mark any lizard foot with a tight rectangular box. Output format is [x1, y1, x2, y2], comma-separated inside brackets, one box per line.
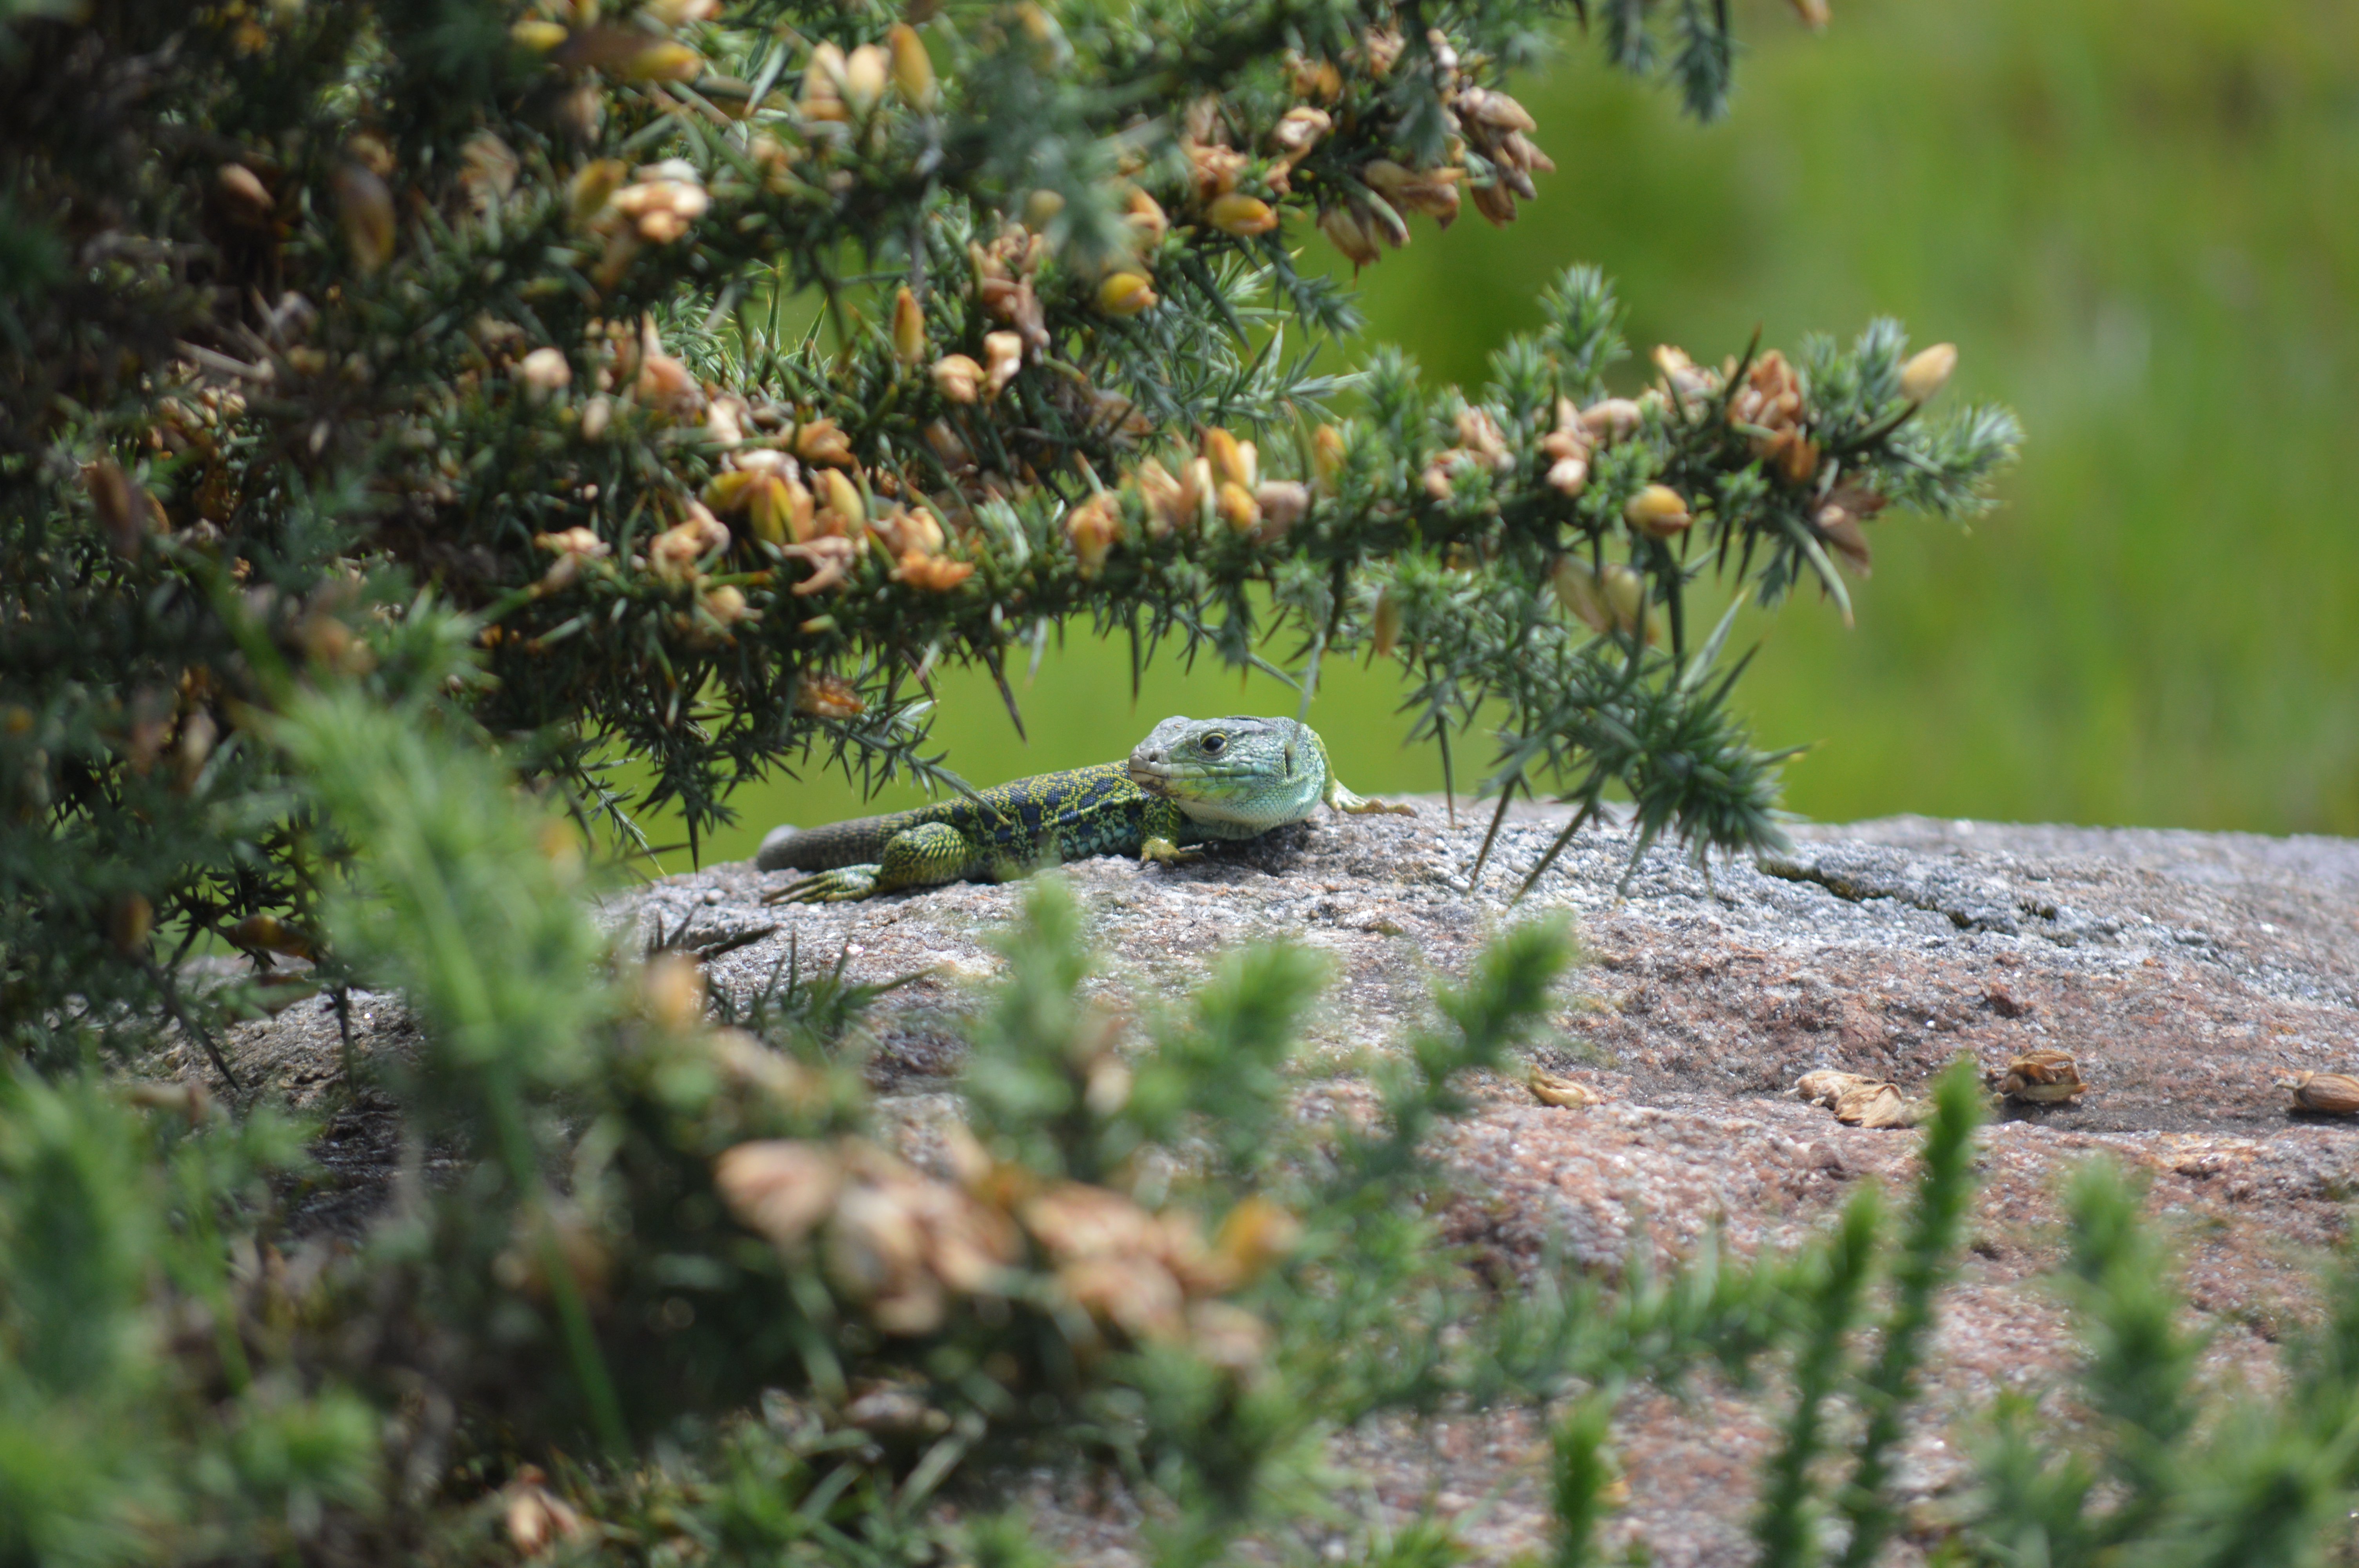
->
[763, 865, 882, 904]
[1139, 836, 1203, 868]
[1328, 783, 1417, 817]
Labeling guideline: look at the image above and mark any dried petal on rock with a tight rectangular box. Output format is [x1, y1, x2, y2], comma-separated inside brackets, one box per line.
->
[1993, 1049, 2087, 1104]
[2281, 1071, 2359, 1115]
[1834, 1080, 1916, 1129]
[1528, 1065, 1603, 1109]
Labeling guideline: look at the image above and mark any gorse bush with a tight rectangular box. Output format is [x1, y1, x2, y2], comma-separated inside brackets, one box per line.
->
[15, 690, 2359, 1564]
[0, 0, 2017, 1061]
[16, 2, 2354, 1566]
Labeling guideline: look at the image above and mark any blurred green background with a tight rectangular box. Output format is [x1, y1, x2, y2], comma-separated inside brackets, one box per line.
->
[667, 0, 2359, 867]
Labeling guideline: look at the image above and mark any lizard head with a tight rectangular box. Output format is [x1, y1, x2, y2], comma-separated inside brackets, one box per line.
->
[1127, 715, 1327, 830]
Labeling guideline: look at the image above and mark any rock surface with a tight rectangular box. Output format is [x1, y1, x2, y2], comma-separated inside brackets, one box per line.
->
[190, 801, 2359, 1565]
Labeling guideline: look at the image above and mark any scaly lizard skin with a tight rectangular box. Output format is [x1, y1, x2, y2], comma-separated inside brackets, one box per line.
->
[758, 715, 1411, 904]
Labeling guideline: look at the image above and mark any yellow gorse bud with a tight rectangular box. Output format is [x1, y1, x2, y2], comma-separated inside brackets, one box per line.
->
[892, 286, 927, 365]
[1623, 484, 1691, 539]
[1207, 192, 1278, 237]
[1095, 271, 1158, 316]
[886, 23, 936, 108]
[623, 41, 703, 82]
[1901, 342, 1957, 404]
[1202, 426, 1255, 490]
[841, 44, 887, 115]
[332, 163, 395, 273]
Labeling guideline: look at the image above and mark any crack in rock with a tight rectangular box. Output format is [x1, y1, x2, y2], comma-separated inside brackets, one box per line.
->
[1758, 846, 2120, 946]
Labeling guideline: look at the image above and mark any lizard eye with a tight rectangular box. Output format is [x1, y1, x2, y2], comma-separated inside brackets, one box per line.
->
[1199, 732, 1227, 756]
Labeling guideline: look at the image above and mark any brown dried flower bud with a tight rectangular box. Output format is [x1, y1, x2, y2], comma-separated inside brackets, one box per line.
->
[332, 162, 395, 273]
[698, 584, 749, 626]
[502, 1468, 585, 1556]
[516, 347, 571, 394]
[931, 353, 983, 405]
[793, 671, 866, 717]
[1468, 178, 1518, 227]
[1125, 188, 1169, 247]
[794, 418, 854, 466]
[1581, 397, 1644, 443]
[1064, 492, 1121, 577]
[891, 549, 974, 592]
[1269, 106, 1331, 162]
[801, 42, 849, 122]
[1134, 458, 1190, 535]
[1815, 505, 1872, 575]
[981, 331, 1023, 398]
[216, 163, 273, 222]
[1456, 85, 1537, 132]
[1318, 204, 1380, 268]
[1253, 480, 1309, 539]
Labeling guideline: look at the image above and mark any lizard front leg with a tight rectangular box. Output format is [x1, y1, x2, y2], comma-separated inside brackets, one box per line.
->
[1139, 835, 1202, 867]
[1324, 777, 1416, 817]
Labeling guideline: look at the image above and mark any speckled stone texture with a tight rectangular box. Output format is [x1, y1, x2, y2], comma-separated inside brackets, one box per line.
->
[184, 802, 2359, 1565]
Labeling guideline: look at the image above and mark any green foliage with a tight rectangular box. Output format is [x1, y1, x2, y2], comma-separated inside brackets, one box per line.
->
[11, 682, 2359, 1564]
[15, 5, 2348, 1568]
[1344, 0, 2359, 835]
[0, 0, 2017, 1064]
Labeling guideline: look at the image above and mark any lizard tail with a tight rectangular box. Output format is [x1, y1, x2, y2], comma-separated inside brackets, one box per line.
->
[756, 817, 901, 871]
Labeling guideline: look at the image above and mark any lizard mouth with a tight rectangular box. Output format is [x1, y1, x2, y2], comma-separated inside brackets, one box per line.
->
[1126, 760, 1177, 797]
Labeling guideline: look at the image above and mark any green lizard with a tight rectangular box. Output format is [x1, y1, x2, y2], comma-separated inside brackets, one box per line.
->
[758, 715, 1412, 904]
